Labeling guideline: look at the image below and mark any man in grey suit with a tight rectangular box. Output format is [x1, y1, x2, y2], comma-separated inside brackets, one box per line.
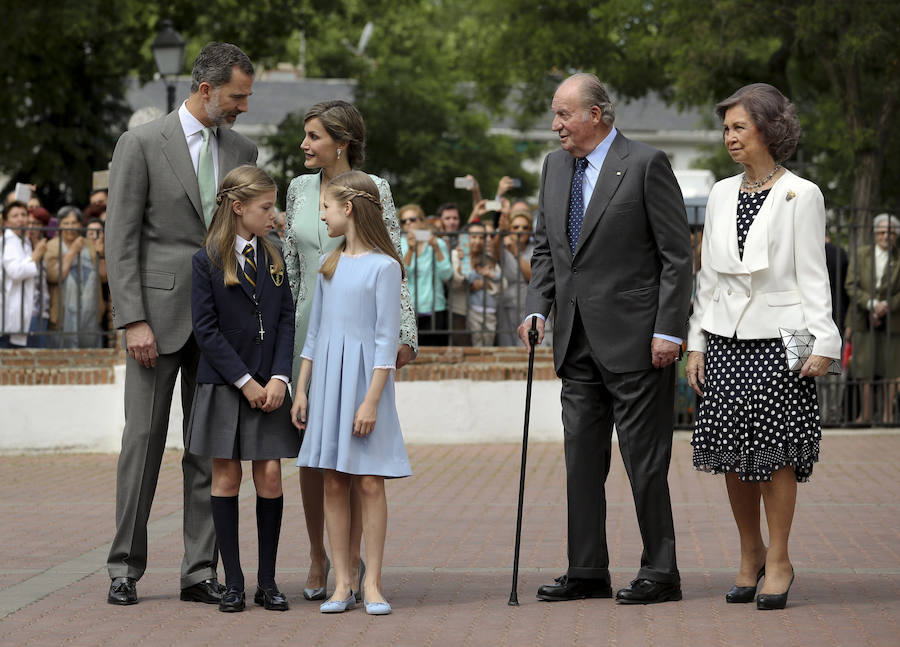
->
[519, 73, 692, 604]
[104, 42, 258, 605]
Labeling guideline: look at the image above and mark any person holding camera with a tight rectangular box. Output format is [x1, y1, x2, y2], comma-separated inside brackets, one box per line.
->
[400, 204, 452, 345]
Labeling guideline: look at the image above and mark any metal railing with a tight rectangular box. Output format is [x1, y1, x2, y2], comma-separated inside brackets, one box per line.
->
[4, 207, 898, 427]
[1, 224, 113, 349]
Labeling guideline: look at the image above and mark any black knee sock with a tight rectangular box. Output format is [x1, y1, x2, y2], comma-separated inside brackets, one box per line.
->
[211, 495, 244, 589]
[256, 494, 283, 588]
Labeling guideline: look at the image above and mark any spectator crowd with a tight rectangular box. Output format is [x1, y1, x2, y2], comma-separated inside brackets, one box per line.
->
[1, 173, 537, 350]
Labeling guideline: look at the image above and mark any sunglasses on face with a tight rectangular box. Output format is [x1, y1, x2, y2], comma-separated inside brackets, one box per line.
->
[401, 218, 419, 225]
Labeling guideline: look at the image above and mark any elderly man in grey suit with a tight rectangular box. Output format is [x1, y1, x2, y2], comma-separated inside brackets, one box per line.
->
[519, 73, 692, 605]
[104, 42, 258, 606]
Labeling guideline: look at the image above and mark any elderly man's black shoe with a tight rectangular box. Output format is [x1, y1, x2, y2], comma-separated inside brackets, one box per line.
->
[107, 577, 138, 605]
[536, 574, 612, 601]
[254, 584, 289, 611]
[180, 578, 224, 604]
[615, 578, 682, 604]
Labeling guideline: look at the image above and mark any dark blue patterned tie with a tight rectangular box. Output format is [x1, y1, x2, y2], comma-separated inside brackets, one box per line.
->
[241, 243, 257, 295]
[567, 157, 589, 254]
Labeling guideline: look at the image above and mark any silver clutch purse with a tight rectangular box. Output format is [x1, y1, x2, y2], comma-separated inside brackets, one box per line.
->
[778, 328, 841, 375]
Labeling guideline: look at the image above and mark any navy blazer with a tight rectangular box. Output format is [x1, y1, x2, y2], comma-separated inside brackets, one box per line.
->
[191, 243, 295, 385]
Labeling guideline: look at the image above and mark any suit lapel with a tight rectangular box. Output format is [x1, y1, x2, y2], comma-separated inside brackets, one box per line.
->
[574, 133, 627, 257]
[160, 111, 204, 222]
[706, 176, 746, 275]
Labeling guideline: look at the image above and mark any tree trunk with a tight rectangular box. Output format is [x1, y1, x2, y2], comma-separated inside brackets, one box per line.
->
[850, 150, 882, 223]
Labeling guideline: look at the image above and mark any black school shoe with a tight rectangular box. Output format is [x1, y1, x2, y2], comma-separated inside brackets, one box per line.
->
[254, 584, 289, 611]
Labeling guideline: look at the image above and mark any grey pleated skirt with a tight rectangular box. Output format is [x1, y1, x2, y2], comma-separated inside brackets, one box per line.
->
[187, 383, 302, 460]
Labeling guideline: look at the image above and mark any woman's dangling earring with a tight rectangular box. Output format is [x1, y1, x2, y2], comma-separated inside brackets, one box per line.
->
[337, 148, 342, 160]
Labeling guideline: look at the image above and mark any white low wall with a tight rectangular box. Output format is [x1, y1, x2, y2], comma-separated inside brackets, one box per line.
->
[0, 369, 564, 453]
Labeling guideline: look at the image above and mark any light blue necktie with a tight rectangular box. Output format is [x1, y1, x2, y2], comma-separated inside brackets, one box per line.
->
[567, 157, 589, 254]
[198, 127, 216, 227]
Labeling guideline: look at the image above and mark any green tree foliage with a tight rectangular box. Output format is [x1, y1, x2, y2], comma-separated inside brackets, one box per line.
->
[265, 0, 540, 213]
[467, 0, 900, 212]
[5, 0, 896, 214]
[0, 1, 156, 207]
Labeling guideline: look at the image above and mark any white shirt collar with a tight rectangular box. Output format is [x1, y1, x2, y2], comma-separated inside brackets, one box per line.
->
[235, 234, 258, 256]
[584, 127, 617, 171]
[178, 101, 217, 139]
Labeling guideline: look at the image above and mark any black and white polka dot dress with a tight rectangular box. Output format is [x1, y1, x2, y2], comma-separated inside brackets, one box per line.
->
[691, 189, 821, 483]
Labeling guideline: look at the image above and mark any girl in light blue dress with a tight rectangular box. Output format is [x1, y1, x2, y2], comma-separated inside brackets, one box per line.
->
[292, 170, 410, 616]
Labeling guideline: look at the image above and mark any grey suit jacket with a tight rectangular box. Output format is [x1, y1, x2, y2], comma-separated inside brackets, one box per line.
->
[105, 110, 258, 354]
[525, 132, 692, 373]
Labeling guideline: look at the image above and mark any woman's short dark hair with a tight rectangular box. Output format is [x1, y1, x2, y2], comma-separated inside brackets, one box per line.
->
[2, 200, 27, 220]
[304, 100, 366, 169]
[715, 83, 801, 163]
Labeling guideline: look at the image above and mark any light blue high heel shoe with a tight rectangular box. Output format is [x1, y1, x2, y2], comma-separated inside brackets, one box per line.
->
[303, 556, 330, 601]
[352, 559, 366, 603]
[364, 599, 392, 615]
[320, 592, 356, 613]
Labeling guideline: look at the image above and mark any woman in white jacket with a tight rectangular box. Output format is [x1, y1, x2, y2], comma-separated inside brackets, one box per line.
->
[685, 84, 840, 610]
[1, 201, 47, 348]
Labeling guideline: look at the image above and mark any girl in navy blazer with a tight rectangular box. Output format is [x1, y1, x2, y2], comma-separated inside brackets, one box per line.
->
[187, 165, 299, 613]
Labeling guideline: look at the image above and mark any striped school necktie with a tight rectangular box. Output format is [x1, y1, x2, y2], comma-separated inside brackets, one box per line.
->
[241, 243, 257, 295]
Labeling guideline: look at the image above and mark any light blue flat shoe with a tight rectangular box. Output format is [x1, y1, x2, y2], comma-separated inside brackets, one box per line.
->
[365, 600, 392, 615]
[320, 593, 355, 613]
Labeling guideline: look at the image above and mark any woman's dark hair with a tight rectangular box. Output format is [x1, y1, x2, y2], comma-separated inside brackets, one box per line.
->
[715, 83, 801, 163]
[304, 100, 366, 169]
[2, 200, 27, 220]
[83, 203, 106, 222]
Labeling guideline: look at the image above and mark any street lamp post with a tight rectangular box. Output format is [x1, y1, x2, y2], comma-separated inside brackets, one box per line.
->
[151, 20, 186, 114]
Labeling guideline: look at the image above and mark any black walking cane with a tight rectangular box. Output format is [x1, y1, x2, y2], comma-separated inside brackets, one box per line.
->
[509, 316, 539, 606]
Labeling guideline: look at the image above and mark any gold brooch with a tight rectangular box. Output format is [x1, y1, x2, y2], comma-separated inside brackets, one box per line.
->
[269, 265, 284, 287]
[786, 190, 796, 202]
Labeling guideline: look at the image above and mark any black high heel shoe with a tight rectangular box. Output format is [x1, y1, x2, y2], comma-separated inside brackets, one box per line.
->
[725, 566, 765, 603]
[756, 568, 794, 610]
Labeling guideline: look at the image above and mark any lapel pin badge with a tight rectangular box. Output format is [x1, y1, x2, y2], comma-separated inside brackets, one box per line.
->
[616, 171, 622, 176]
[269, 264, 284, 287]
[786, 190, 796, 202]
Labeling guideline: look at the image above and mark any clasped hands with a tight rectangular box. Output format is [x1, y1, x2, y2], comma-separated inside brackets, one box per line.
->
[241, 378, 285, 412]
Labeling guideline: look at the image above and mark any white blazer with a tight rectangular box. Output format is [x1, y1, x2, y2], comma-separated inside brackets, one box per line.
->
[687, 170, 841, 359]
[1, 229, 39, 346]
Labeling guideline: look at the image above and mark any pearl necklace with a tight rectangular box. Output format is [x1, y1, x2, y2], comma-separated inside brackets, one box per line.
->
[741, 164, 781, 193]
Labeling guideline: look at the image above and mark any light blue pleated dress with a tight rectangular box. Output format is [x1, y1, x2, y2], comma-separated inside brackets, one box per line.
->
[297, 251, 411, 478]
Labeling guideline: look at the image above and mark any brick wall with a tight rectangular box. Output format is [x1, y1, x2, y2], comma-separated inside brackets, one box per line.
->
[0, 349, 124, 385]
[0, 346, 557, 385]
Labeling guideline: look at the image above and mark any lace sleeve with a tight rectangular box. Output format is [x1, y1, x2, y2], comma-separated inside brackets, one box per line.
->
[283, 176, 308, 306]
[374, 175, 419, 354]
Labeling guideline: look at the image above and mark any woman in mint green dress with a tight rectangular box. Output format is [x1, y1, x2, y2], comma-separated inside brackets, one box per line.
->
[283, 100, 417, 601]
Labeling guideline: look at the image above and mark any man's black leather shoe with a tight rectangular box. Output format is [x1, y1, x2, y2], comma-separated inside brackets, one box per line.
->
[180, 578, 224, 604]
[107, 577, 138, 605]
[218, 585, 245, 612]
[536, 574, 612, 601]
[254, 584, 289, 611]
[615, 578, 682, 604]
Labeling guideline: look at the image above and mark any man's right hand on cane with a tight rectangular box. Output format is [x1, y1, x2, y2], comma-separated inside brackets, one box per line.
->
[517, 316, 545, 352]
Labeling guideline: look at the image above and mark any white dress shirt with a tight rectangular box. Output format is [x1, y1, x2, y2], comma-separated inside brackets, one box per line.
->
[178, 102, 219, 185]
[232, 234, 289, 389]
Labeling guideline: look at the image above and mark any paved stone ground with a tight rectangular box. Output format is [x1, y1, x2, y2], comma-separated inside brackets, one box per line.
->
[1, 433, 898, 646]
